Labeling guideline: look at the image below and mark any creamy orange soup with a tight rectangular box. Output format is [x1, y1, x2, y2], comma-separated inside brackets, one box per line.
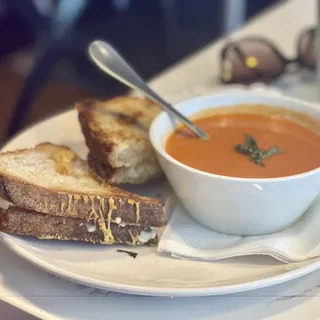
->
[165, 107, 320, 178]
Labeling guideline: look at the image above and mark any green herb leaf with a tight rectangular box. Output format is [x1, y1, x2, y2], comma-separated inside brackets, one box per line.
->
[244, 134, 259, 153]
[234, 134, 283, 167]
[264, 146, 284, 158]
[235, 134, 259, 155]
[234, 144, 250, 155]
[250, 150, 266, 167]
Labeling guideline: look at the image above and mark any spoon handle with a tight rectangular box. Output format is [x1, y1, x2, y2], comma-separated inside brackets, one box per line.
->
[88, 40, 208, 140]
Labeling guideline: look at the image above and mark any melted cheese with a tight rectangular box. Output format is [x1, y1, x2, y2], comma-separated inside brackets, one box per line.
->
[83, 195, 89, 204]
[128, 230, 138, 246]
[88, 195, 97, 220]
[114, 217, 122, 224]
[66, 194, 74, 215]
[127, 199, 140, 224]
[88, 195, 115, 244]
[38, 235, 55, 240]
[105, 198, 116, 243]
[59, 194, 82, 215]
[59, 193, 90, 216]
[85, 223, 97, 233]
[135, 202, 140, 224]
[127, 228, 157, 245]
[59, 193, 117, 244]
[57, 193, 135, 244]
[138, 229, 156, 243]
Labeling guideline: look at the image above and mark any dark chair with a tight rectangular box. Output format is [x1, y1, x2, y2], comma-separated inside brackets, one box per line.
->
[5, 0, 88, 138]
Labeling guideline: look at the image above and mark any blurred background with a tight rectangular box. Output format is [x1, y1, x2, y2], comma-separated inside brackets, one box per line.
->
[0, 0, 280, 143]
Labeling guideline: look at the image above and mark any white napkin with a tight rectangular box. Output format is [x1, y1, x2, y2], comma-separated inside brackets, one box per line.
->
[157, 197, 320, 263]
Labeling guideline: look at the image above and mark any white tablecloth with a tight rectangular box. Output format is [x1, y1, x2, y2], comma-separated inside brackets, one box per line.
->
[1, 0, 318, 319]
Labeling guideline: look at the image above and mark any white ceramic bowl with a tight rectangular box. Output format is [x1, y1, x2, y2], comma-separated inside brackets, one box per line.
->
[150, 92, 320, 236]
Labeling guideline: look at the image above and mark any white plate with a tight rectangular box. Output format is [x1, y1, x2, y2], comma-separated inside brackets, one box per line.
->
[1, 109, 320, 297]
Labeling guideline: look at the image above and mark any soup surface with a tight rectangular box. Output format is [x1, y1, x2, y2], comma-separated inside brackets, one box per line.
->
[165, 109, 320, 178]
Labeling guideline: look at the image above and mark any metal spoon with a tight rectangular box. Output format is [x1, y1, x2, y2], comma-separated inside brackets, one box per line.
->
[88, 40, 208, 140]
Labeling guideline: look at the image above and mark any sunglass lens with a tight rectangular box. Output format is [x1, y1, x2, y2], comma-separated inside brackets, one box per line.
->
[221, 40, 286, 83]
[297, 29, 315, 68]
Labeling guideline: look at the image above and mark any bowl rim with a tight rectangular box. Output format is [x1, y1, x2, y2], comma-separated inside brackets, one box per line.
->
[149, 91, 320, 183]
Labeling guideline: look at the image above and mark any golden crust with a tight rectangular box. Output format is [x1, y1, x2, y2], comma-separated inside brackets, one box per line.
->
[0, 143, 166, 227]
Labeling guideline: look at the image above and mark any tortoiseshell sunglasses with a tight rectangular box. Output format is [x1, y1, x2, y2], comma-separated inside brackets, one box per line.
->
[219, 28, 316, 84]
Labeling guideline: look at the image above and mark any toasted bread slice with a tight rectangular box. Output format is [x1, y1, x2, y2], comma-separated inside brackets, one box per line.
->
[0, 144, 166, 238]
[76, 96, 162, 184]
[0, 206, 158, 246]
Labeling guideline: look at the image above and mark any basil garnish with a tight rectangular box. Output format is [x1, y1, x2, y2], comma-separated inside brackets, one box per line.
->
[235, 134, 283, 167]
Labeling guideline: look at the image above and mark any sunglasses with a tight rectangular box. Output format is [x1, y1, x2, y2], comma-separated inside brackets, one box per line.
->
[219, 27, 316, 84]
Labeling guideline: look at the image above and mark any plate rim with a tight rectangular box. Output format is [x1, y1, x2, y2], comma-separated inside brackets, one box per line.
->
[1, 231, 320, 297]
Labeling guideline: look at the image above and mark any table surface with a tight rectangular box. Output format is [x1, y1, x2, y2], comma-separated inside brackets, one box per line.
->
[1, 0, 319, 319]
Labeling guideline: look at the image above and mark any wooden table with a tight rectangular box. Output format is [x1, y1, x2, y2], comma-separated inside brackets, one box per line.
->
[1, 0, 318, 319]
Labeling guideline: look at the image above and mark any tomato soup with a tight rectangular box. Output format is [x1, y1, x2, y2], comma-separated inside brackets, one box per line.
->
[165, 106, 320, 178]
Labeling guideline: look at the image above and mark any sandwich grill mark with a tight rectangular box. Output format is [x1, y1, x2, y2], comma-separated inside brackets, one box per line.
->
[0, 179, 13, 203]
[107, 111, 148, 132]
